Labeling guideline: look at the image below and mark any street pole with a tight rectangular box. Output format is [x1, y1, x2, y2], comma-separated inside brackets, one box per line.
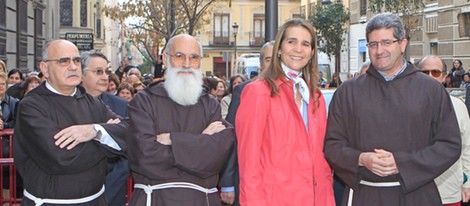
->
[232, 22, 239, 78]
[265, 0, 278, 42]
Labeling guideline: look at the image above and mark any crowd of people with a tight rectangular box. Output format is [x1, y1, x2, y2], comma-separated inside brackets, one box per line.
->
[0, 11, 468, 206]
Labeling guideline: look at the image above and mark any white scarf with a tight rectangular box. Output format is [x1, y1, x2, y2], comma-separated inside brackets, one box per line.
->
[281, 63, 310, 104]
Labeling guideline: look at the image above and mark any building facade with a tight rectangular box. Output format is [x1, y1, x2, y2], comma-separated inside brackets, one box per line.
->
[0, 0, 48, 72]
[0, 0, 121, 73]
[348, 0, 470, 73]
[199, 0, 302, 78]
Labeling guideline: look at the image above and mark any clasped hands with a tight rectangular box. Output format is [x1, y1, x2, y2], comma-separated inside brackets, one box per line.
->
[53, 118, 120, 150]
[359, 149, 399, 177]
[156, 121, 226, 145]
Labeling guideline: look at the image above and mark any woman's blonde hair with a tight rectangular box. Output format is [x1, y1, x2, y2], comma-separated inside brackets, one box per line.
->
[0, 60, 6, 73]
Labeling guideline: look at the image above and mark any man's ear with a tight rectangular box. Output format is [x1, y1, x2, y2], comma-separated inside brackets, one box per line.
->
[162, 53, 168, 67]
[39, 61, 49, 79]
[441, 73, 449, 84]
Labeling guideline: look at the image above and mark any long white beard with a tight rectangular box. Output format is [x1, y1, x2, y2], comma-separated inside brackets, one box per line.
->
[163, 68, 203, 106]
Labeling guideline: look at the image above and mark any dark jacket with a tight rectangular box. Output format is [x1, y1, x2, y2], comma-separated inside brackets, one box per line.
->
[1, 94, 19, 128]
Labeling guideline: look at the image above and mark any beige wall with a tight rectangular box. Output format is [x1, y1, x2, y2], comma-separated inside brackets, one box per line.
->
[199, 0, 301, 78]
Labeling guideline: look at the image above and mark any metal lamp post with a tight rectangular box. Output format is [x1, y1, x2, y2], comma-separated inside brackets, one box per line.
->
[232, 22, 239, 78]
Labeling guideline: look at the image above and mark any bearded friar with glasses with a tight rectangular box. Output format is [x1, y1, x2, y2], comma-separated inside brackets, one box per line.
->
[13, 39, 128, 206]
[127, 34, 234, 206]
[324, 13, 461, 206]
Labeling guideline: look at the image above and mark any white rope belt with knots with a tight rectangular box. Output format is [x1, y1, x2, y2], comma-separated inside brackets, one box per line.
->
[23, 185, 105, 206]
[134, 182, 218, 206]
[347, 180, 400, 206]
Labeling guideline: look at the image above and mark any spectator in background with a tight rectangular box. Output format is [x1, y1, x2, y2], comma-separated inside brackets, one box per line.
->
[126, 74, 140, 85]
[360, 61, 370, 75]
[236, 18, 334, 205]
[204, 77, 224, 101]
[127, 67, 142, 79]
[328, 73, 341, 88]
[153, 53, 164, 80]
[115, 56, 129, 80]
[143, 74, 154, 86]
[117, 82, 135, 101]
[132, 81, 146, 92]
[0, 71, 20, 201]
[461, 72, 470, 89]
[108, 73, 120, 95]
[0, 60, 6, 73]
[0, 72, 18, 129]
[444, 75, 453, 88]
[214, 79, 226, 102]
[418, 55, 470, 206]
[23, 75, 41, 95]
[220, 75, 246, 119]
[8, 69, 24, 87]
[219, 40, 274, 206]
[80, 50, 129, 206]
[450, 60, 465, 88]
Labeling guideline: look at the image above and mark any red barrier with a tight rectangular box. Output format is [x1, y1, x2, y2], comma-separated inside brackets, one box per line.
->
[127, 176, 134, 204]
[0, 128, 135, 205]
[0, 128, 21, 205]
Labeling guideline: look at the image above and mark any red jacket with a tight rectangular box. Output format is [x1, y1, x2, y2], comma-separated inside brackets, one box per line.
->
[236, 78, 334, 206]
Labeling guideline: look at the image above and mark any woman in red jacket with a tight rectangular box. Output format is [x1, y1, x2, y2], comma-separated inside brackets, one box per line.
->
[236, 18, 334, 206]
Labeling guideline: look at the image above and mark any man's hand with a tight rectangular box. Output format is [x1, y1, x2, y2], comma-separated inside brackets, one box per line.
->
[358, 149, 399, 177]
[0, 119, 4, 130]
[220, 192, 235, 205]
[156, 133, 171, 145]
[54, 125, 97, 150]
[202, 121, 226, 135]
[106, 118, 121, 124]
[462, 187, 470, 202]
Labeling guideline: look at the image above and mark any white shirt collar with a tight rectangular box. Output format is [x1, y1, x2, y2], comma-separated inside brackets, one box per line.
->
[45, 81, 77, 96]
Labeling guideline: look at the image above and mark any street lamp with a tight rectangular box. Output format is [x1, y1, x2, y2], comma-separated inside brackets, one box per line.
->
[232, 22, 239, 77]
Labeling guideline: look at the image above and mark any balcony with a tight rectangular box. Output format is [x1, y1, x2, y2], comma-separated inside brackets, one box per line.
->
[249, 32, 265, 47]
[210, 36, 230, 46]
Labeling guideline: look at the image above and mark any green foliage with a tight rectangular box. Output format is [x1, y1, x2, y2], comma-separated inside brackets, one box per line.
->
[139, 56, 154, 74]
[309, 2, 350, 73]
[368, 0, 424, 39]
[368, 0, 423, 15]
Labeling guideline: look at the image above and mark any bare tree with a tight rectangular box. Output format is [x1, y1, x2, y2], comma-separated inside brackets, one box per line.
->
[103, 0, 226, 63]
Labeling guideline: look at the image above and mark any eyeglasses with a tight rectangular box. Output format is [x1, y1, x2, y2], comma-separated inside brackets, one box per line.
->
[86, 69, 106, 76]
[421, 69, 444, 77]
[44, 57, 81, 66]
[366, 39, 400, 49]
[167, 52, 202, 65]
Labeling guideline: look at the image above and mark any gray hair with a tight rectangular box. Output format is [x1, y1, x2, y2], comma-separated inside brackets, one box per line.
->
[360, 61, 370, 74]
[260, 41, 275, 62]
[366, 13, 406, 42]
[418, 55, 448, 73]
[41, 40, 54, 61]
[80, 50, 109, 74]
[164, 34, 203, 56]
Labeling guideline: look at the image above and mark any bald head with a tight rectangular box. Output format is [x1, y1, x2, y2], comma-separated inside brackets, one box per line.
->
[164, 34, 202, 55]
[163, 34, 203, 70]
[418, 55, 447, 83]
[260, 41, 274, 72]
[42, 39, 79, 61]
